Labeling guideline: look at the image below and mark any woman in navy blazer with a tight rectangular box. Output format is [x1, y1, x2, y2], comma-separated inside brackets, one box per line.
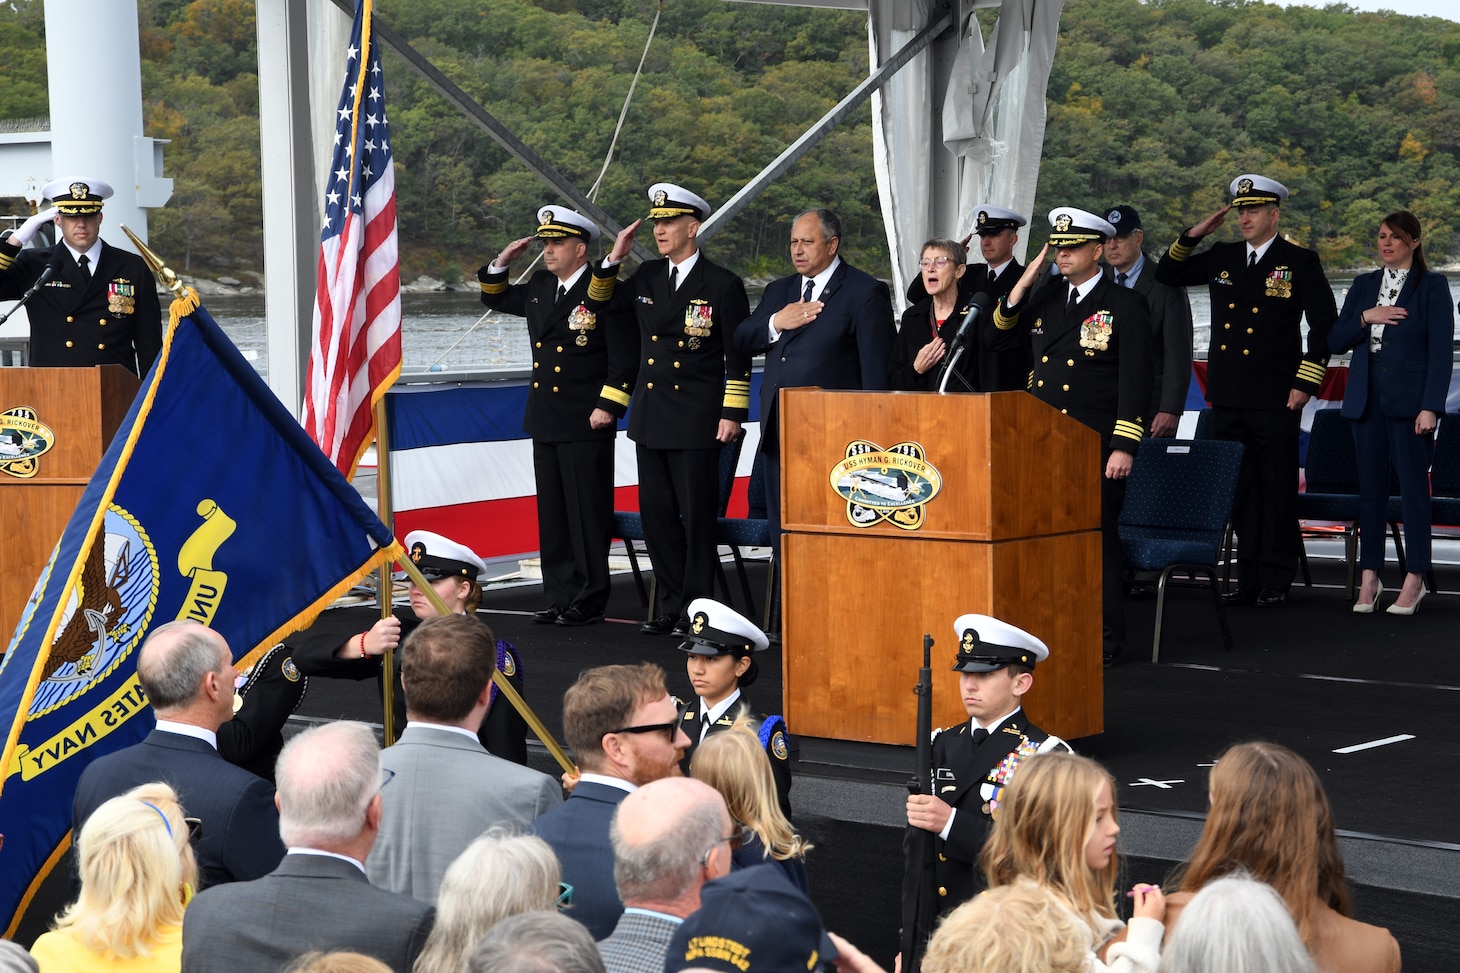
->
[1330, 211, 1454, 614]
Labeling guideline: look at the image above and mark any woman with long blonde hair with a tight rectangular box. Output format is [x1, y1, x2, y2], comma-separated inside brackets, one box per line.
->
[1164, 742, 1399, 973]
[31, 782, 196, 972]
[691, 718, 811, 894]
[980, 752, 1163, 973]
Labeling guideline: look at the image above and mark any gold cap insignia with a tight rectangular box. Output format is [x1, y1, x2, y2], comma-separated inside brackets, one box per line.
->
[69, 182, 90, 200]
[1054, 214, 1073, 233]
[977, 211, 988, 226]
[692, 612, 708, 634]
[653, 189, 668, 206]
[961, 630, 975, 652]
[1237, 178, 1254, 195]
[410, 542, 425, 563]
[542, 209, 555, 223]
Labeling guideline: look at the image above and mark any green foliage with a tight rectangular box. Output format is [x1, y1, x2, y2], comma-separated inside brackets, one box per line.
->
[3, 0, 1459, 279]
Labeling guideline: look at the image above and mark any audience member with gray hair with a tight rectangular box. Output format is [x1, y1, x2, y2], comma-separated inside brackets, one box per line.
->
[1160, 875, 1317, 973]
[597, 778, 733, 973]
[71, 620, 285, 889]
[180, 721, 434, 973]
[413, 831, 562, 973]
[0, 940, 37, 973]
[467, 911, 605, 973]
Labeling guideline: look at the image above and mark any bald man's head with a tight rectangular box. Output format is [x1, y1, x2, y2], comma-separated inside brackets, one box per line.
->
[611, 777, 730, 911]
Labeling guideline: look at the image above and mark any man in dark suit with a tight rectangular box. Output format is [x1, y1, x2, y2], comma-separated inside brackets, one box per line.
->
[0, 177, 162, 376]
[1103, 205, 1193, 437]
[533, 663, 692, 940]
[990, 207, 1152, 664]
[598, 777, 733, 973]
[600, 185, 751, 637]
[905, 614, 1071, 917]
[479, 207, 637, 627]
[72, 620, 285, 889]
[1156, 174, 1337, 606]
[181, 721, 435, 973]
[733, 209, 895, 557]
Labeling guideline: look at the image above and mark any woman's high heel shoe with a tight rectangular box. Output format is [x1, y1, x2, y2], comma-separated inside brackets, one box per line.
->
[1385, 585, 1428, 616]
[1352, 581, 1383, 614]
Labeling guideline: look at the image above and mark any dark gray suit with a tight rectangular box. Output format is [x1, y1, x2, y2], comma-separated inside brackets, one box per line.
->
[180, 853, 435, 973]
[531, 780, 631, 940]
[366, 724, 562, 904]
[72, 728, 284, 889]
[1110, 254, 1193, 419]
[598, 910, 682, 973]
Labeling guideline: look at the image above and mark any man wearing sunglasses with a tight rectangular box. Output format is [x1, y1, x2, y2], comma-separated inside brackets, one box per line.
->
[532, 663, 692, 940]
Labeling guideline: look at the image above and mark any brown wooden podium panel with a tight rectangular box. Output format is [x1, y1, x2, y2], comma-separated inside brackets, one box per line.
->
[782, 530, 1102, 745]
[781, 389, 1099, 542]
[0, 367, 139, 642]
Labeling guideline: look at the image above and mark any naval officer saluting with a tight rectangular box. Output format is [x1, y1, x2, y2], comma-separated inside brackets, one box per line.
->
[479, 207, 638, 627]
[0, 178, 162, 376]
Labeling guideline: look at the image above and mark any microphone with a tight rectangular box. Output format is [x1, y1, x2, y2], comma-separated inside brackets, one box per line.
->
[947, 291, 992, 353]
[0, 248, 67, 326]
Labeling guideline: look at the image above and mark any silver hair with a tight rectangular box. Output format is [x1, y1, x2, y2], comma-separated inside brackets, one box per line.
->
[1160, 874, 1318, 973]
[414, 831, 561, 973]
[920, 238, 967, 266]
[275, 721, 381, 848]
[467, 911, 605, 973]
[0, 939, 39, 973]
[797, 208, 841, 244]
[610, 792, 724, 903]
[135, 620, 227, 711]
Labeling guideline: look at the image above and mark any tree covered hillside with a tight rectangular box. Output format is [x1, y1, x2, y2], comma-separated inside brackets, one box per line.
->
[1, 0, 1457, 280]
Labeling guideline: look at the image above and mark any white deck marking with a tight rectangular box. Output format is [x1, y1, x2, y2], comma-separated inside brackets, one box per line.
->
[1333, 734, 1415, 754]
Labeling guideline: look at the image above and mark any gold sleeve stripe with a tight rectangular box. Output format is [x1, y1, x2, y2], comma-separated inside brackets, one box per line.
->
[725, 380, 751, 394]
[480, 280, 508, 295]
[1296, 361, 1327, 384]
[587, 275, 616, 302]
[1114, 420, 1146, 440]
[994, 304, 1019, 331]
[723, 393, 751, 409]
[600, 385, 631, 407]
[0, 253, 12, 271]
[1167, 239, 1194, 261]
[1025, 371, 1034, 391]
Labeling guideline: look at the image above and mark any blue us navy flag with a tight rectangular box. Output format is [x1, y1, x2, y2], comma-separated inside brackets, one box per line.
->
[0, 293, 404, 932]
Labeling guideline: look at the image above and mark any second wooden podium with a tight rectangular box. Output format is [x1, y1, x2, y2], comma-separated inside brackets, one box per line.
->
[779, 389, 1102, 745]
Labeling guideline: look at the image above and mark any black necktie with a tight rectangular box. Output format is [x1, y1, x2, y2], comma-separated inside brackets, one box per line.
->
[669, 266, 678, 292]
[971, 727, 990, 745]
[555, 284, 566, 304]
[1248, 251, 1257, 269]
[78, 254, 90, 277]
[803, 278, 815, 303]
[1067, 287, 1079, 313]
[1115, 271, 1129, 287]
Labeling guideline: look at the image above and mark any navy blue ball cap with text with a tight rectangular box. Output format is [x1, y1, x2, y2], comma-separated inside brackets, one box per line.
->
[664, 866, 837, 973]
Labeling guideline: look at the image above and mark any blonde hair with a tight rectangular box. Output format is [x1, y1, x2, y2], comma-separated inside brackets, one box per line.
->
[980, 753, 1118, 931]
[1172, 741, 1349, 949]
[53, 782, 197, 958]
[288, 953, 393, 973]
[690, 715, 810, 862]
[924, 881, 1090, 973]
[412, 831, 561, 973]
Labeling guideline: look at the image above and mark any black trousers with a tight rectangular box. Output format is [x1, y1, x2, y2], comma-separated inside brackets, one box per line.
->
[1101, 452, 1128, 656]
[1212, 406, 1303, 592]
[637, 444, 721, 618]
[533, 438, 615, 614]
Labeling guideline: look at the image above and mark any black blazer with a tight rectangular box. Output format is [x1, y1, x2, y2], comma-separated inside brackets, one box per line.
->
[1113, 256, 1193, 416]
[531, 780, 630, 940]
[72, 729, 286, 889]
[734, 259, 895, 452]
[0, 238, 163, 375]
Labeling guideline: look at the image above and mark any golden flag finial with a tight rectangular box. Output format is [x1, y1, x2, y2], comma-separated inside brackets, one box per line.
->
[118, 224, 187, 300]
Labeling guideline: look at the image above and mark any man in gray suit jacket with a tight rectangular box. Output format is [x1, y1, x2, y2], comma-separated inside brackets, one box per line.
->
[598, 778, 732, 973]
[181, 721, 434, 973]
[367, 615, 561, 903]
[1104, 205, 1194, 437]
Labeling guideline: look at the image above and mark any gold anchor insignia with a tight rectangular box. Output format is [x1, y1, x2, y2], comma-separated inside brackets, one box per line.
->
[1054, 214, 1073, 232]
[692, 613, 707, 634]
[977, 211, 988, 225]
[1238, 178, 1254, 195]
[653, 190, 668, 206]
[542, 209, 555, 223]
[69, 182, 90, 200]
[961, 630, 975, 652]
[410, 543, 425, 563]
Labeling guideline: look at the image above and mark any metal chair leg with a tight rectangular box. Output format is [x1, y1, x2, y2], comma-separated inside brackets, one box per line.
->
[623, 540, 648, 606]
[1205, 565, 1234, 651]
[729, 547, 756, 616]
[1152, 567, 1174, 663]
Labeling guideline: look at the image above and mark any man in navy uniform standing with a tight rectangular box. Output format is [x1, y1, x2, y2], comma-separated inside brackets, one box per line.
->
[479, 208, 637, 626]
[600, 185, 751, 637]
[0, 177, 162, 376]
[991, 207, 1152, 664]
[733, 209, 895, 558]
[1156, 175, 1336, 606]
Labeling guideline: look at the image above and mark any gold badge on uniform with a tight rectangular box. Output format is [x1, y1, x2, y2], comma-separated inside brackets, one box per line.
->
[684, 301, 714, 349]
[1079, 310, 1114, 353]
[568, 304, 597, 346]
[1054, 213, 1073, 233]
[1265, 267, 1293, 299]
[771, 731, 789, 761]
[1237, 177, 1254, 196]
[107, 281, 136, 316]
[653, 189, 668, 207]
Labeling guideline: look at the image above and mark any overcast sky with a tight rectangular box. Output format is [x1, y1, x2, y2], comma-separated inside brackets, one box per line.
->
[1269, 0, 1457, 21]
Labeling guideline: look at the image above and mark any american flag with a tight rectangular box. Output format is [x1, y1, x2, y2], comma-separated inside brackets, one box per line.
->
[304, 0, 402, 478]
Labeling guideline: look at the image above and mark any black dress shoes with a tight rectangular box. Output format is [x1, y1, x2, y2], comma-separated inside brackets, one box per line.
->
[671, 618, 691, 638]
[1256, 588, 1293, 607]
[556, 605, 603, 626]
[640, 613, 677, 635]
[533, 606, 563, 624]
[1221, 588, 1260, 606]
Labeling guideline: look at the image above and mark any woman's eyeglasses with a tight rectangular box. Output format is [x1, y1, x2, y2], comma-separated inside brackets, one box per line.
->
[919, 256, 955, 269]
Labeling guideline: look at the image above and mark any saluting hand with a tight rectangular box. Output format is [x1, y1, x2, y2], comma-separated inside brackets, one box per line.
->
[1188, 205, 1232, 239]
[906, 793, 954, 833]
[495, 235, 535, 267]
[1006, 243, 1050, 308]
[607, 219, 643, 265]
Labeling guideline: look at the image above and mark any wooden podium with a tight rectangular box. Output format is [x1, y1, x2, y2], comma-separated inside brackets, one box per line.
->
[780, 389, 1102, 745]
[0, 366, 140, 643]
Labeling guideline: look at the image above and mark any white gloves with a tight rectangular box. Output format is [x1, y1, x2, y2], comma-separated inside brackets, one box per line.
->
[10, 207, 59, 246]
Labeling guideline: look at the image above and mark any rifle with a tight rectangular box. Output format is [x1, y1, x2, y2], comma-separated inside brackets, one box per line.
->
[898, 634, 937, 973]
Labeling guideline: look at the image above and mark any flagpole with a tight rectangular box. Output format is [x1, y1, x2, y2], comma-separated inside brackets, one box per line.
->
[374, 400, 398, 747]
[398, 557, 577, 776]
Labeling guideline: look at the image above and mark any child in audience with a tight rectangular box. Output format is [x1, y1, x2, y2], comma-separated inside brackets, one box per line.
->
[981, 752, 1164, 973]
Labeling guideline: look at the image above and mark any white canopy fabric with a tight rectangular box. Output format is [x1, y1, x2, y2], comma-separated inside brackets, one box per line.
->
[870, 0, 1066, 307]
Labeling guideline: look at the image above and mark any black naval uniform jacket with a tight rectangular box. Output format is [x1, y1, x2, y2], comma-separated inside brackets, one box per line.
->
[923, 710, 1070, 913]
[477, 263, 638, 439]
[990, 275, 1153, 453]
[678, 694, 793, 820]
[903, 259, 1026, 392]
[0, 239, 162, 376]
[619, 255, 752, 448]
[1155, 234, 1335, 409]
[288, 607, 528, 765]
